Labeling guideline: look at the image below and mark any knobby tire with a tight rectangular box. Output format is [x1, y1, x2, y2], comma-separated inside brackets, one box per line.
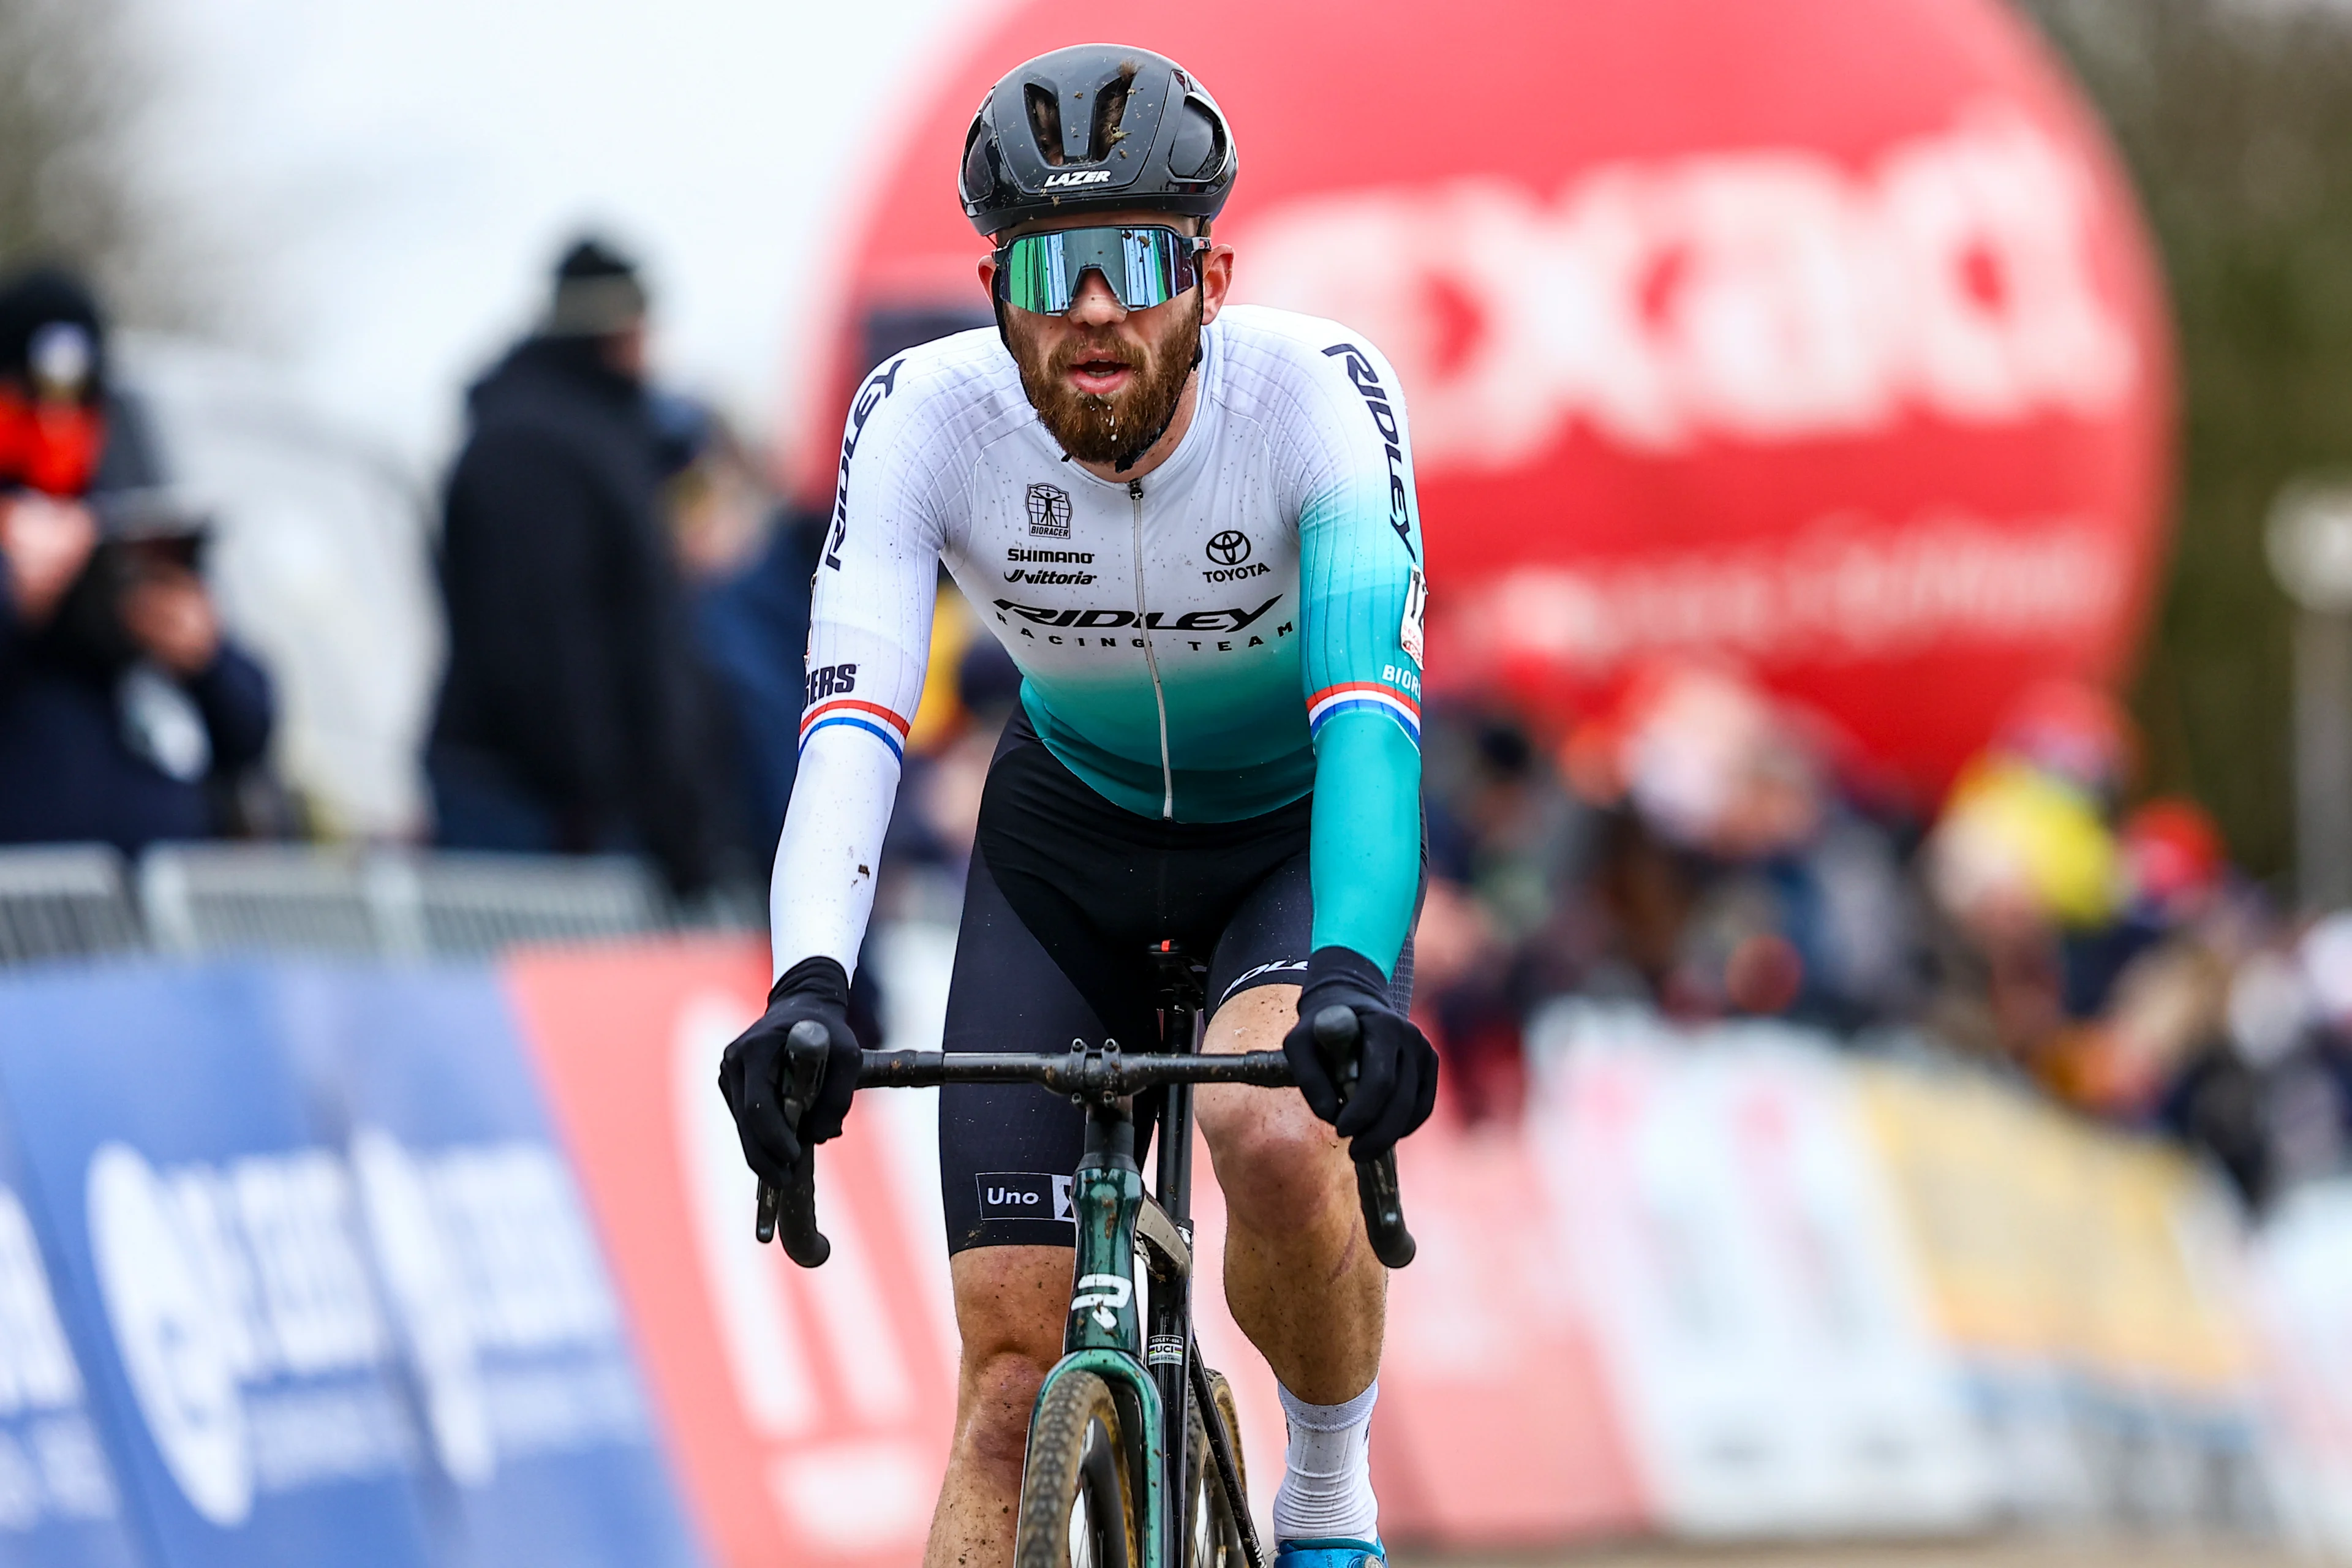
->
[1015, 1371, 1138, 1568]
[1186, 1368, 1251, 1568]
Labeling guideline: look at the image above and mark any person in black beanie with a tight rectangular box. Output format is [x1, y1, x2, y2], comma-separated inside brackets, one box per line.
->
[427, 236, 728, 894]
[0, 265, 276, 853]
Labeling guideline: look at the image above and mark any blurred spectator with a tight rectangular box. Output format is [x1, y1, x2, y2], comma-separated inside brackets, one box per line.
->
[0, 266, 275, 853]
[654, 399, 797, 859]
[1920, 681, 2135, 1072]
[428, 236, 730, 895]
[1558, 664, 1918, 1031]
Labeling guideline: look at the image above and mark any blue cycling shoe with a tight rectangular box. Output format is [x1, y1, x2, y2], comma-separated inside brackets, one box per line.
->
[1273, 1539, 1385, 1568]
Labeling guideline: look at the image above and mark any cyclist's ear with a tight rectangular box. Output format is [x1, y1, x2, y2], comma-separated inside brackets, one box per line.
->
[977, 254, 998, 301]
[1197, 243, 1234, 327]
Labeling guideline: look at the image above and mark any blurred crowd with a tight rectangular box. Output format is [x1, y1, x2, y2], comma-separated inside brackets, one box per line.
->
[3, 241, 2349, 1213]
[877, 595, 2352, 1219]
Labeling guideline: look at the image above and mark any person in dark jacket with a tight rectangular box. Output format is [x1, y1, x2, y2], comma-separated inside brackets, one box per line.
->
[428, 237, 726, 894]
[0, 266, 274, 853]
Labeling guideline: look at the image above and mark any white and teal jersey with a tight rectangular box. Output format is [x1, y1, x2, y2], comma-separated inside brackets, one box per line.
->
[771, 304, 1427, 980]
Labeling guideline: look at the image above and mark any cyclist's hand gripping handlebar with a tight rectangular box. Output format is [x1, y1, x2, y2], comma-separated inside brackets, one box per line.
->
[753, 1020, 834, 1268]
[1311, 1006, 1418, 1268]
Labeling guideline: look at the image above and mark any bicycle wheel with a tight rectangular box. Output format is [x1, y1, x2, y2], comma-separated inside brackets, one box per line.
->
[1015, 1371, 1138, 1568]
[1186, 1369, 1250, 1568]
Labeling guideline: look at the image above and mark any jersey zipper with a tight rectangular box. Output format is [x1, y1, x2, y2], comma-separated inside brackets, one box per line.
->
[1130, 477, 1176, 819]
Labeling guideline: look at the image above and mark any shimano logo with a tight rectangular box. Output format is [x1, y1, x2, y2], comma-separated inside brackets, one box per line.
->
[1042, 170, 1114, 189]
[1008, 548, 1094, 564]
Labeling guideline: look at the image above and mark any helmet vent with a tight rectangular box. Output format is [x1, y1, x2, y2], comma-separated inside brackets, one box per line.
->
[1169, 99, 1226, 181]
[1089, 69, 1134, 160]
[1025, 85, 1066, 166]
[960, 115, 993, 202]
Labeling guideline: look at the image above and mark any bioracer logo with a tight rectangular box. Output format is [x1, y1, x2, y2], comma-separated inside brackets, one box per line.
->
[1027, 483, 1073, 538]
[1042, 170, 1114, 189]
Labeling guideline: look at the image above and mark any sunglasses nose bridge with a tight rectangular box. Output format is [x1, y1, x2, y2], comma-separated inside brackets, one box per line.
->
[1065, 265, 1130, 318]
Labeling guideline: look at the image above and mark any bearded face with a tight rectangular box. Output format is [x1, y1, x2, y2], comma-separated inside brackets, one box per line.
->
[1003, 288, 1202, 469]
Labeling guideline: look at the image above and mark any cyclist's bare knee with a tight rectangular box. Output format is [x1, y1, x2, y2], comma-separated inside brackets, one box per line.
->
[948, 1245, 1069, 1464]
[1197, 985, 1350, 1223]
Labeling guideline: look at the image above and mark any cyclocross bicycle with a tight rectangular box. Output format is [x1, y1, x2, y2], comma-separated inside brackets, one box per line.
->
[754, 941, 1415, 1568]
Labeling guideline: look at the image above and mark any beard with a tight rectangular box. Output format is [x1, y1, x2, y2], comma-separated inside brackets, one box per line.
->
[1007, 293, 1202, 469]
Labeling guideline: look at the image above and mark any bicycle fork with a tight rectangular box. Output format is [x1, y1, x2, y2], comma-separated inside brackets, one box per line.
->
[1043, 1088, 1170, 1561]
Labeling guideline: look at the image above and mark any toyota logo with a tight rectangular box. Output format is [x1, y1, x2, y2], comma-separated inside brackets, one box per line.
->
[1205, 531, 1251, 566]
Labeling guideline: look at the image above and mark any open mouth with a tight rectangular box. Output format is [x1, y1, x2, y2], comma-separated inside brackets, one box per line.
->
[1068, 356, 1133, 396]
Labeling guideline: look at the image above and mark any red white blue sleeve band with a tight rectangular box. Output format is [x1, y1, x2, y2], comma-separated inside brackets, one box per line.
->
[1306, 682, 1422, 748]
[798, 697, 911, 760]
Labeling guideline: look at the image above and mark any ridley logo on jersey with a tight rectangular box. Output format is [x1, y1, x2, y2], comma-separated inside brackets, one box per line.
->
[1027, 483, 1073, 538]
[993, 596, 1284, 635]
[1322, 342, 1418, 562]
[825, 358, 906, 570]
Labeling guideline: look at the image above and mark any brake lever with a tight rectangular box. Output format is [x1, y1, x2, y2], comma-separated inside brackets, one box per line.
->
[1311, 1005, 1417, 1268]
[753, 1019, 834, 1267]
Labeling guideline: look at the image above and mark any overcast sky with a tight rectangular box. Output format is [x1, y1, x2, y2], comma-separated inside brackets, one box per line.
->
[130, 0, 999, 475]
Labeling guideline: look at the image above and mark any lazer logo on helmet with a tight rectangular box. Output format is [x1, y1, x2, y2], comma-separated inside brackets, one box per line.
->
[1042, 170, 1115, 189]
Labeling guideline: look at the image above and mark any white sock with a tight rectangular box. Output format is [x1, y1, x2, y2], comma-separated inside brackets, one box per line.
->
[1271, 1380, 1379, 1543]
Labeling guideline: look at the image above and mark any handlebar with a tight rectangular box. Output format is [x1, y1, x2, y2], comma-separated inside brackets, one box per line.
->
[757, 1019, 1415, 1269]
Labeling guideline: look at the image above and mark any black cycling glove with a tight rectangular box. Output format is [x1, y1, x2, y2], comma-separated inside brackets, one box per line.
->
[1281, 944, 1439, 1161]
[716, 956, 862, 1185]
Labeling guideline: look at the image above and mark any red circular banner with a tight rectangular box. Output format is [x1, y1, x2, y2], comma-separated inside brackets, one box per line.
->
[796, 0, 2171, 797]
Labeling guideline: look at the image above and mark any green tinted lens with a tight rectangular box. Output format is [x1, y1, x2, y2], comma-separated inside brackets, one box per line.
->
[998, 227, 1196, 314]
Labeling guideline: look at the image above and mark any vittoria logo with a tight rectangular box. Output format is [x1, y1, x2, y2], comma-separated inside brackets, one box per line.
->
[1205, 530, 1251, 566]
[1026, 483, 1073, 538]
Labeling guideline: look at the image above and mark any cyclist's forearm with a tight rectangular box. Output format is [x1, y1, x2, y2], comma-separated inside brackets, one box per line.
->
[767, 727, 905, 981]
[1306, 711, 1421, 976]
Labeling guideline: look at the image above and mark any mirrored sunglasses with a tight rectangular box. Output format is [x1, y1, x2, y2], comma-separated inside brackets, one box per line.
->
[994, 226, 1207, 315]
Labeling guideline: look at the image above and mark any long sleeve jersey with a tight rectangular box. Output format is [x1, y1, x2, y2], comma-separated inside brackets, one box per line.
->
[772, 304, 1427, 980]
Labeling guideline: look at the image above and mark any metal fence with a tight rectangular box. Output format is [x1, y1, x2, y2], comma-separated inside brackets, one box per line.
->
[0, 843, 695, 966]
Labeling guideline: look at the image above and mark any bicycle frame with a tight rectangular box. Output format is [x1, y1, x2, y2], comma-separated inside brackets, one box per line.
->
[761, 952, 1412, 1568]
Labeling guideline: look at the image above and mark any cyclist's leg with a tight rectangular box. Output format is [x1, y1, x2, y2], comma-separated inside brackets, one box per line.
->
[1196, 852, 1417, 1550]
[929, 851, 1101, 1568]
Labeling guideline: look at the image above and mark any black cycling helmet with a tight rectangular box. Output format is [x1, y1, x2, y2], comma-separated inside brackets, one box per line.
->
[959, 44, 1236, 239]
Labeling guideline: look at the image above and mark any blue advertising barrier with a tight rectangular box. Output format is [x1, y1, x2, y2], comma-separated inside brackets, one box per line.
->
[0, 1110, 144, 1568]
[273, 967, 705, 1568]
[0, 962, 710, 1568]
[0, 966, 437, 1568]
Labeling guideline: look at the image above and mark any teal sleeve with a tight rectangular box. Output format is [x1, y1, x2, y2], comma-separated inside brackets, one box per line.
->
[1309, 712, 1422, 973]
[1297, 363, 1427, 978]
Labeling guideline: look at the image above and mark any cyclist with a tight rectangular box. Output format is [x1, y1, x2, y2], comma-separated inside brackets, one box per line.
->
[719, 43, 1436, 1568]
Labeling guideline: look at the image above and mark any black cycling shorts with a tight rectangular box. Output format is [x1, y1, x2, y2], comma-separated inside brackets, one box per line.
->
[937, 710, 1414, 1253]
